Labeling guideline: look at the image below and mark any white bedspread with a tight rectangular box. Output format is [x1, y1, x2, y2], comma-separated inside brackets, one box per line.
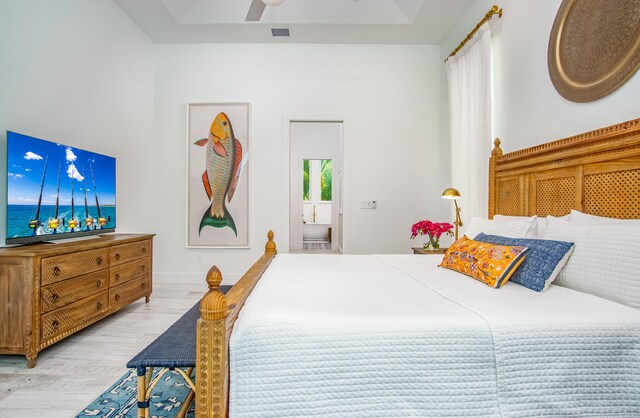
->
[229, 254, 640, 417]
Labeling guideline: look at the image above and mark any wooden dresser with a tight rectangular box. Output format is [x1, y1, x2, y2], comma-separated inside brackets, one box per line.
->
[0, 233, 154, 367]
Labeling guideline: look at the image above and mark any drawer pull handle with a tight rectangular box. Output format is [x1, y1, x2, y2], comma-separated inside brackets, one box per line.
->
[141, 282, 146, 288]
[114, 294, 120, 301]
[51, 294, 59, 302]
[140, 265, 146, 271]
[115, 273, 120, 281]
[96, 280, 103, 288]
[52, 320, 59, 329]
[115, 253, 121, 260]
[142, 247, 147, 254]
[96, 257, 104, 265]
[97, 302, 103, 310]
[53, 266, 61, 276]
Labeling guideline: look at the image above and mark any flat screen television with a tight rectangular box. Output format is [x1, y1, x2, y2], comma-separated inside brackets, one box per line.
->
[6, 131, 116, 245]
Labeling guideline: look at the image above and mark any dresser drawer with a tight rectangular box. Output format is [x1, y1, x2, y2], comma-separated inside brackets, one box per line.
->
[41, 291, 109, 341]
[41, 248, 109, 285]
[110, 258, 149, 286]
[109, 275, 148, 311]
[41, 270, 108, 313]
[110, 241, 150, 265]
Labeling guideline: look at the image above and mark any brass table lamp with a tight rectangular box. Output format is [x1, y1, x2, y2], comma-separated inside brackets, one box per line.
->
[442, 188, 462, 240]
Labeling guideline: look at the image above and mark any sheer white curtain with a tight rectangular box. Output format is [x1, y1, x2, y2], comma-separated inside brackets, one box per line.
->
[446, 23, 493, 228]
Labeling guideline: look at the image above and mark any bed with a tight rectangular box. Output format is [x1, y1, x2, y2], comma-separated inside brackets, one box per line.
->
[195, 118, 640, 417]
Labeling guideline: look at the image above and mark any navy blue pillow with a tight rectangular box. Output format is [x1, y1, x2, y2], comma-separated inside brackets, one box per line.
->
[474, 233, 575, 292]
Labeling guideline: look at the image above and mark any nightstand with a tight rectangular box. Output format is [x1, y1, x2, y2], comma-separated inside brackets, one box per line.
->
[411, 247, 447, 255]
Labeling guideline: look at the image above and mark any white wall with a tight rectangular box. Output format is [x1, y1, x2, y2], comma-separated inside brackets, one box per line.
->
[0, 4, 447, 285]
[441, 0, 640, 154]
[0, 0, 155, 244]
[154, 44, 445, 283]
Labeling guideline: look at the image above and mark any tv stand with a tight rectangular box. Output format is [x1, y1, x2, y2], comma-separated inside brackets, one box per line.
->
[0, 233, 154, 367]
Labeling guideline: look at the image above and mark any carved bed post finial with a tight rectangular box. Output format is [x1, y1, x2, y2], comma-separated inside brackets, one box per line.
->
[196, 266, 229, 418]
[488, 138, 503, 219]
[265, 230, 277, 254]
[492, 138, 503, 157]
[200, 266, 228, 320]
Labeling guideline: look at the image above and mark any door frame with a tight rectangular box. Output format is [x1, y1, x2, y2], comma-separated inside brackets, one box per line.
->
[283, 115, 350, 253]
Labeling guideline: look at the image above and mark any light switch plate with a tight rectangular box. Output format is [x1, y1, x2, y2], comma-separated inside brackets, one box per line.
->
[360, 200, 377, 209]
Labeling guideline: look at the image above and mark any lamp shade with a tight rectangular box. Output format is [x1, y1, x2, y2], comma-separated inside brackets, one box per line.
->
[262, 0, 285, 5]
[442, 188, 461, 200]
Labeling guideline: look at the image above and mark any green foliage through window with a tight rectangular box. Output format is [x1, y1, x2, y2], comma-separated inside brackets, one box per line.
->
[320, 160, 332, 201]
[303, 159, 332, 202]
[303, 160, 310, 201]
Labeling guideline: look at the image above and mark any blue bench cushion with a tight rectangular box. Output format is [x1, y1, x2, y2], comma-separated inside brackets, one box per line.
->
[127, 303, 200, 370]
[127, 286, 231, 371]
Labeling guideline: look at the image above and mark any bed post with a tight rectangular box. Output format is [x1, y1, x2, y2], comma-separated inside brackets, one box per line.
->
[488, 138, 503, 218]
[196, 266, 229, 418]
[265, 230, 276, 254]
[196, 231, 278, 417]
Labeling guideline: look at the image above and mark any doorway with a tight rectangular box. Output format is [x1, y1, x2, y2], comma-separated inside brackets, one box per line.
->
[289, 122, 342, 253]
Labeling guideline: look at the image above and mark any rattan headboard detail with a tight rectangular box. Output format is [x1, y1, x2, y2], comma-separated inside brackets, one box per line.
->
[489, 118, 640, 219]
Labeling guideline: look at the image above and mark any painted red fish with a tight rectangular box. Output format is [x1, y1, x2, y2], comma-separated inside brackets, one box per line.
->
[194, 112, 244, 235]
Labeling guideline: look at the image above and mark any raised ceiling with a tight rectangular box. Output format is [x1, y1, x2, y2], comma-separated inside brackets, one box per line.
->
[114, 0, 474, 44]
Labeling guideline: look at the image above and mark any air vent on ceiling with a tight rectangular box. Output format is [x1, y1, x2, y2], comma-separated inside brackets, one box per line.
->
[271, 28, 290, 37]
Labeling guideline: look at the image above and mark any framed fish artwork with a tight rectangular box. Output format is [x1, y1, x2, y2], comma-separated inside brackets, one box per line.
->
[187, 103, 250, 248]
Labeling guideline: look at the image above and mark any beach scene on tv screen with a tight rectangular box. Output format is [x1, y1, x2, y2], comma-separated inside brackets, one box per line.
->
[7, 132, 116, 240]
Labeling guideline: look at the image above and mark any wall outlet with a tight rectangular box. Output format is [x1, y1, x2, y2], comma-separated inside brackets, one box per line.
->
[360, 200, 377, 209]
[196, 253, 202, 263]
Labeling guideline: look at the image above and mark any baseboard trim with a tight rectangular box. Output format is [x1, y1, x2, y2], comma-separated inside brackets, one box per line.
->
[154, 272, 242, 286]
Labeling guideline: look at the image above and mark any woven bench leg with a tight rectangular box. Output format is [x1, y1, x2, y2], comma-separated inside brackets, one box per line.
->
[136, 367, 149, 418]
[133, 366, 195, 417]
[175, 367, 196, 418]
[176, 388, 195, 418]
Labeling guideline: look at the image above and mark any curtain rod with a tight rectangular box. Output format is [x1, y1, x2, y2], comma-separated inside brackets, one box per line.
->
[445, 5, 502, 63]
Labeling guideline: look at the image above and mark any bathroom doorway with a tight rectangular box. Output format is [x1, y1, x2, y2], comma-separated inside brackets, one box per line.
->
[289, 121, 342, 253]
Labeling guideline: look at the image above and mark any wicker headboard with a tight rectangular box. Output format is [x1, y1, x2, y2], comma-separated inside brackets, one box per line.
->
[489, 118, 640, 219]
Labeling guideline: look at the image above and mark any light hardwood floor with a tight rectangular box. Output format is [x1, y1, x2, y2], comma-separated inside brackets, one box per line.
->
[0, 282, 207, 418]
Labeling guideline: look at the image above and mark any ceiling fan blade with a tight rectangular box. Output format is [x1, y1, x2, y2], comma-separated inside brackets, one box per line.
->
[246, 0, 266, 21]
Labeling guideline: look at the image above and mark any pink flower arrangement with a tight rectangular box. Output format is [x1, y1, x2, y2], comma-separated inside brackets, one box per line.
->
[410, 219, 454, 249]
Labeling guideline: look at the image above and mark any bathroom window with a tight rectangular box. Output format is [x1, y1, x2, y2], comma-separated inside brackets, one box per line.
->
[303, 159, 310, 202]
[303, 159, 332, 203]
[320, 160, 332, 202]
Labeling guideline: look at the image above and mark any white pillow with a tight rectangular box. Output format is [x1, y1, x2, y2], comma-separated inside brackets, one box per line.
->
[569, 209, 640, 224]
[464, 217, 536, 239]
[493, 215, 539, 238]
[493, 215, 535, 221]
[537, 215, 570, 236]
[492, 214, 571, 237]
[543, 217, 640, 309]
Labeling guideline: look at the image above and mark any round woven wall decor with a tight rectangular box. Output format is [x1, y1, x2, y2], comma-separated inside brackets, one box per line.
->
[548, 0, 640, 102]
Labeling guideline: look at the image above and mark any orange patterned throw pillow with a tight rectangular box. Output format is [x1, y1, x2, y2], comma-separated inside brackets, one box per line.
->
[439, 236, 528, 288]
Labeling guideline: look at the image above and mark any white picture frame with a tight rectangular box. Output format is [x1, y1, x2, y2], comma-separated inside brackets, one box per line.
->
[186, 102, 250, 248]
